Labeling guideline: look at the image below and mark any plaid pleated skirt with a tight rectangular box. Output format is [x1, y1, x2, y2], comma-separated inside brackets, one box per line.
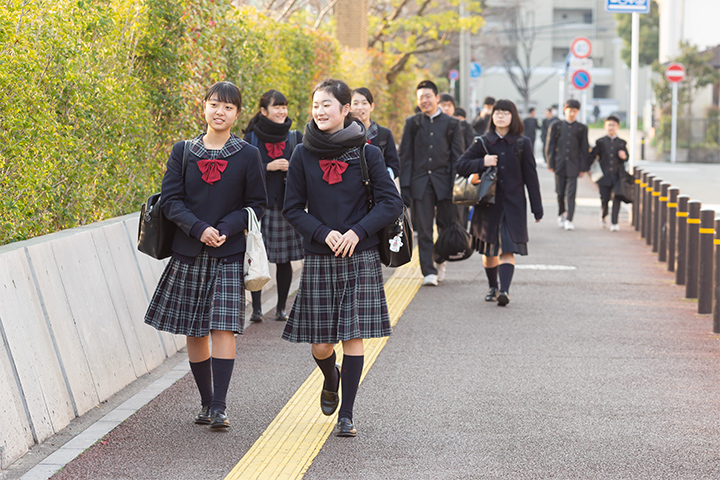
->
[262, 204, 304, 264]
[282, 249, 392, 344]
[144, 251, 245, 337]
[474, 213, 528, 256]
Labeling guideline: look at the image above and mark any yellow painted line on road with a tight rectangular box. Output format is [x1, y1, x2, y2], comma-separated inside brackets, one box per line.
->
[224, 251, 423, 480]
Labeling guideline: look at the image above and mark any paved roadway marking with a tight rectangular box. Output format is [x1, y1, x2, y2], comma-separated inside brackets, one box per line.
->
[224, 253, 423, 480]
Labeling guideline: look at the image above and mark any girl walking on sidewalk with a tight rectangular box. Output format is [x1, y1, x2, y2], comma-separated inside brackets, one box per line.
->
[350, 87, 400, 180]
[456, 99, 543, 306]
[144, 82, 267, 429]
[282, 79, 402, 436]
[243, 89, 304, 323]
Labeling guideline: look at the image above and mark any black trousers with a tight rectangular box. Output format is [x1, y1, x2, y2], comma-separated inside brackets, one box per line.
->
[412, 182, 456, 276]
[554, 174, 578, 221]
[599, 184, 622, 224]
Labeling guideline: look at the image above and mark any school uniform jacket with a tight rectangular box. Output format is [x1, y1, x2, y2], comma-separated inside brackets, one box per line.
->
[546, 120, 590, 177]
[455, 131, 543, 244]
[591, 135, 628, 188]
[366, 123, 400, 179]
[283, 144, 403, 255]
[160, 137, 267, 258]
[244, 130, 302, 208]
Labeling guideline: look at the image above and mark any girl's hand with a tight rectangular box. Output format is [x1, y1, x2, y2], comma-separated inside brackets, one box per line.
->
[334, 230, 360, 258]
[201, 227, 226, 248]
[267, 159, 290, 172]
[484, 154, 498, 167]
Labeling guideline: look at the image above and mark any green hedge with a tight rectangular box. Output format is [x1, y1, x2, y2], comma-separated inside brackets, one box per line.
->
[0, 0, 341, 245]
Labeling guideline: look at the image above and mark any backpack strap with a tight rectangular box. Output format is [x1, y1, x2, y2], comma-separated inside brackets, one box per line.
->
[446, 117, 460, 146]
[514, 136, 524, 159]
[358, 144, 374, 211]
[182, 140, 190, 178]
[376, 127, 389, 152]
[249, 131, 258, 148]
[287, 130, 299, 152]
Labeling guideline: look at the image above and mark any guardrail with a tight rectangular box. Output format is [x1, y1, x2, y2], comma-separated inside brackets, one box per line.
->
[632, 168, 720, 332]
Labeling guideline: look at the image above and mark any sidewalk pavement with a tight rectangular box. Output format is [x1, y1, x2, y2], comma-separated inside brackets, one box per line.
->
[7, 163, 720, 479]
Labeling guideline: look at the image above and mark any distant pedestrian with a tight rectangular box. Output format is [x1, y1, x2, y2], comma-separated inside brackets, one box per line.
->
[351, 87, 400, 179]
[283, 79, 403, 437]
[144, 82, 267, 430]
[546, 99, 590, 231]
[439, 93, 475, 151]
[590, 115, 628, 231]
[243, 89, 304, 324]
[540, 107, 558, 160]
[472, 96, 496, 135]
[522, 107, 541, 152]
[593, 101, 601, 123]
[399, 80, 465, 286]
[456, 99, 543, 306]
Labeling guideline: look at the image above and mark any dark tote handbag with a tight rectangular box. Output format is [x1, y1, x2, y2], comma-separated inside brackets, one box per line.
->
[137, 141, 190, 259]
[453, 135, 497, 206]
[615, 169, 635, 204]
[359, 145, 413, 267]
[452, 174, 481, 205]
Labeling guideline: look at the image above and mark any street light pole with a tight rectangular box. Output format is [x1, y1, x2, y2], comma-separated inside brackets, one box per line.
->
[629, 12, 640, 170]
[459, 0, 470, 113]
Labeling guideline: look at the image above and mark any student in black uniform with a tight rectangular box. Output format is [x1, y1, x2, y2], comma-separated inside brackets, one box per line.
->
[145, 82, 267, 430]
[283, 79, 403, 437]
[590, 115, 628, 231]
[350, 87, 400, 180]
[243, 89, 304, 323]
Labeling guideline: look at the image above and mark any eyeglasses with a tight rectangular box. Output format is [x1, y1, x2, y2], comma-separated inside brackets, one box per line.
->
[492, 110, 511, 117]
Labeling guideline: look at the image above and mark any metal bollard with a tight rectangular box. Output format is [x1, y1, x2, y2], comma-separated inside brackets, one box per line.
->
[640, 172, 649, 238]
[676, 196, 690, 286]
[658, 183, 670, 262]
[714, 218, 720, 334]
[667, 188, 680, 272]
[685, 201, 702, 299]
[633, 168, 642, 230]
[645, 175, 655, 246]
[651, 178, 663, 252]
[698, 210, 715, 314]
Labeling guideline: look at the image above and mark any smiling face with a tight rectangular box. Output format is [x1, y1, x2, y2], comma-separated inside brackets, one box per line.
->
[312, 89, 349, 133]
[417, 88, 439, 116]
[204, 96, 239, 133]
[261, 100, 288, 124]
[350, 92, 374, 124]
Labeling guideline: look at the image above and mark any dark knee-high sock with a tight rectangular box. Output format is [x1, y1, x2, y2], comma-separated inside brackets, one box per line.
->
[276, 263, 293, 311]
[313, 350, 338, 391]
[210, 357, 235, 412]
[338, 355, 364, 421]
[485, 266, 499, 289]
[498, 264, 515, 293]
[251, 290, 262, 312]
[189, 358, 213, 407]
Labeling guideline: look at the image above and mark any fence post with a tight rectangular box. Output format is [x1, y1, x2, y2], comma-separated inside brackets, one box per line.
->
[714, 218, 720, 334]
[667, 188, 680, 272]
[685, 201, 702, 299]
[676, 196, 690, 286]
[640, 172, 649, 238]
[652, 177, 662, 252]
[643, 173, 654, 242]
[658, 183, 670, 262]
[698, 210, 715, 314]
[633, 168, 643, 231]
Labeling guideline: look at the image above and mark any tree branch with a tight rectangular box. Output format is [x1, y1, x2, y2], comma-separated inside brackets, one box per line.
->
[313, 0, 338, 30]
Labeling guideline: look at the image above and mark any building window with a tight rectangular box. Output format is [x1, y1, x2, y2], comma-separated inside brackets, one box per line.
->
[593, 85, 611, 99]
[552, 47, 570, 64]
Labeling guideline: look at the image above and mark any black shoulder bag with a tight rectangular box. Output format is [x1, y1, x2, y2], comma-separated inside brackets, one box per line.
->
[358, 145, 413, 267]
[137, 141, 189, 259]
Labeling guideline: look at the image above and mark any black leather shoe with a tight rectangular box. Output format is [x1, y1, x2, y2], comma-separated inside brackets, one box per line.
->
[275, 310, 289, 322]
[485, 287, 498, 302]
[209, 409, 230, 430]
[335, 417, 356, 437]
[249, 311, 263, 323]
[497, 291, 510, 306]
[320, 364, 341, 416]
[194, 405, 211, 425]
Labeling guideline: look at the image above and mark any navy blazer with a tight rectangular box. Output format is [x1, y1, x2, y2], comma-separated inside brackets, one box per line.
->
[160, 139, 267, 258]
[283, 144, 403, 255]
[456, 132, 543, 244]
[244, 130, 302, 208]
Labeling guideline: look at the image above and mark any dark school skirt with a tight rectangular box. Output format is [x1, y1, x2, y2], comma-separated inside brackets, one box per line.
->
[474, 213, 528, 257]
[262, 204, 304, 264]
[144, 250, 245, 337]
[282, 249, 392, 344]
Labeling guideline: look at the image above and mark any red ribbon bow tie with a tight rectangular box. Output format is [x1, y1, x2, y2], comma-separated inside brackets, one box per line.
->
[197, 159, 228, 184]
[265, 142, 286, 159]
[318, 160, 348, 185]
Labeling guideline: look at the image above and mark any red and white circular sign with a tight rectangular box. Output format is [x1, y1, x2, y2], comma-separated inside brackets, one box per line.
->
[665, 63, 686, 83]
[570, 37, 592, 59]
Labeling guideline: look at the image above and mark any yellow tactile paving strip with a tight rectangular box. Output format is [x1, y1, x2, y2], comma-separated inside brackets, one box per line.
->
[225, 252, 422, 480]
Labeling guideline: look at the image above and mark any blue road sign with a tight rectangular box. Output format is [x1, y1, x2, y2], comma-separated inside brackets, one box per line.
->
[448, 69, 459, 81]
[606, 0, 650, 14]
[571, 69, 591, 90]
[470, 62, 482, 78]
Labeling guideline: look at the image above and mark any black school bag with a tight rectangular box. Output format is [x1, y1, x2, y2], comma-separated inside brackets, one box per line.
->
[433, 221, 473, 263]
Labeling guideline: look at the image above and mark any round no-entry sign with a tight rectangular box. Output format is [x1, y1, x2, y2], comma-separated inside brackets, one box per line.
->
[665, 63, 686, 83]
[570, 37, 592, 59]
[571, 69, 591, 90]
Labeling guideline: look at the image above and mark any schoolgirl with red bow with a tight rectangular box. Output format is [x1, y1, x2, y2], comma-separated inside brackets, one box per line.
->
[144, 82, 267, 430]
[282, 79, 403, 437]
[243, 90, 304, 323]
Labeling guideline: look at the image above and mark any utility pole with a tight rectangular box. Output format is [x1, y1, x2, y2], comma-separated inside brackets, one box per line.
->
[459, 0, 470, 112]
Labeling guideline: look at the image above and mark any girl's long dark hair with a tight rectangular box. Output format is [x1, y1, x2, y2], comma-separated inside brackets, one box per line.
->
[243, 89, 288, 134]
[489, 99, 524, 136]
[312, 79, 360, 124]
[204, 81, 242, 110]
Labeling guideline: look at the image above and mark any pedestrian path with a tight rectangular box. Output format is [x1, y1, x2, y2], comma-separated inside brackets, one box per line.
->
[8, 165, 720, 480]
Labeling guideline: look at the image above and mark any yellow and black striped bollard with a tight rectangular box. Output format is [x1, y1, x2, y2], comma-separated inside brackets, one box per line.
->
[698, 210, 715, 315]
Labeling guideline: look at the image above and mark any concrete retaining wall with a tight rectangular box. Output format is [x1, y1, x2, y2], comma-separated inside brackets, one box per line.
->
[0, 214, 184, 470]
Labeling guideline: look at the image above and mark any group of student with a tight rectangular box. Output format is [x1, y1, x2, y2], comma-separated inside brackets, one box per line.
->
[141, 76, 629, 443]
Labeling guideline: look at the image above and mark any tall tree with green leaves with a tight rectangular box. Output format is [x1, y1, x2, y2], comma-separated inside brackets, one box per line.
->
[615, 0, 659, 68]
